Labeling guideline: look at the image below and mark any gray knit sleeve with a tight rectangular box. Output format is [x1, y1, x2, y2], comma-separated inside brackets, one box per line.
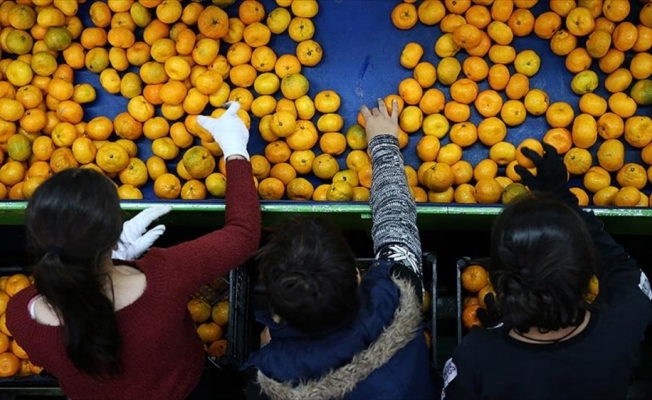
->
[369, 135, 422, 278]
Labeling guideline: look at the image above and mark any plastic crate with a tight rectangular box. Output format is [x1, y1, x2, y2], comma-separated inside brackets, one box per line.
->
[249, 253, 439, 369]
[191, 266, 251, 367]
[455, 257, 492, 345]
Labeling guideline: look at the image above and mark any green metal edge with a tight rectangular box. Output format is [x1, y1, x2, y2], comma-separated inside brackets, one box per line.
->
[1, 201, 652, 234]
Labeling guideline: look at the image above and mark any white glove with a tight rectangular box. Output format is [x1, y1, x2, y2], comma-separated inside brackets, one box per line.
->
[197, 102, 250, 160]
[112, 205, 172, 261]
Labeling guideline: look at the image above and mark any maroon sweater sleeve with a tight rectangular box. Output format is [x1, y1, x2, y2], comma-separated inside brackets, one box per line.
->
[137, 159, 261, 299]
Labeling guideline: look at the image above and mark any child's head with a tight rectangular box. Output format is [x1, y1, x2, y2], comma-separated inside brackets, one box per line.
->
[489, 195, 596, 333]
[258, 216, 360, 335]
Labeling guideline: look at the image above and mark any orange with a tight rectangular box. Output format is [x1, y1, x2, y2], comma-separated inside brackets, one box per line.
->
[500, 100, 527, 127]
[398, 77, 423, 106]
[630, 52, 652, 80]
[565, 48, 593, 74]
[0, 352, 20, 378]
[602, 0, 630, 22]
[462, 304, 482, 330]
[450, 122, 477, 148]
[239, 0, 266, 24]
[584, 166, 612, 193]
[454, 183, 478, 204]
[461, 265, 489, 293]
[608, 92, 637, 118]
[572, 113, 598, 149]
[571, 187, 590, 206]
[0, 161, 26, 188]
[197, 5, 228, 39]
[319, 132, 347, 156]
[491, 0, 513, 22]
[534, 11, 562, 39]
[5, 274, 31, 298]
[391, 2, 418, 30]
[437, 143, 463, 165]
[564, 147, 593, 175]
[399, 106, 423, 134]
[465, 4, 491, 29]
[264, 140, 292, 164]
[270, 163, 296, 186]
[416, 136, 441, 162]
[290, 0, 318, 18]
[604, 68, 632, 94]
[450, 78, 478, 104]
[475, 178, 502, 204]
[565, 7, 595, 37]
[462, 56, 488, 82]
[478, 117, 507, 146]
[474, 159, 499, 181]
[578, 93, 607, 117]
[207, 340, 228, 358]
[418, 0, 446, 25]
[286, 177, 314, 200]
[180, 179, 207, 201]
[314, 90, 341, 114]
[423, 162, 454, 192]
[453, 23, 482, 49]
[487, 20, 514, 45]
[624, 116, 652, 148]
[211, 301, 229, 327]
[586, 29, 612, 59]
[489, 141, 517, 166]
[612, 21, 638, 52]
[543, 128, 573, 155]
[419, 89, 446, 115]
[410, 186, 427, 203]
[524, 89, 549, 116]
[505, 73, 529, 100]
[400, 42, 424, 69]
[598, 48, 625, 74]
[507, 8, 535, 37]
[550, 29, 577, 56]
[196, 322, 223, 343]
[258, 177, 285, 200]
[153, 173, 181, 199]
[478, 284, 496, 309]
[444, 101, 470, 123]
[427, 186, 454, 203]
[597, 139, 625, 172]
[513, 49, 541, 77]
[516, 138, 544, 169]
[593, 186, 619, 206]
[0, 332, 8, 353]
[413, 61, 438, 89]
[472, 90, 501, 118]
[546, 101, 575, 128]
[633, 24, 652, 53]
[613, 186, 641, 207]
[444, 0, 471, 14]
[488, 44, 516, 65]
[488, 63, 510, 91]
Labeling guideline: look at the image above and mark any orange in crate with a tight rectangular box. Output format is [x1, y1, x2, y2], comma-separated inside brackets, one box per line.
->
[461, 265, 489, 293]
[462, 304, 482, 330]
[0, 352, 20, 378]
[212, 301, 229, 327]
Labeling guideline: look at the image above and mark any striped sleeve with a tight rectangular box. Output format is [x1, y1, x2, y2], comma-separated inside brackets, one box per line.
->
[369, 134, 422, 278]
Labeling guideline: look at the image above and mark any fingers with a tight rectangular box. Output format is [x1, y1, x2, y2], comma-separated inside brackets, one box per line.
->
[196, 115, 212, 130]
[360, 105, 372, 122]
[520, 146, 543, 166]
[541, 142, 559, 156]
[137, 225, 167, 249]
[390, 99, 399, 121]
[377, 98, 389, 117]
[514, 165, 535, 182]
[223, 101, 241, 115]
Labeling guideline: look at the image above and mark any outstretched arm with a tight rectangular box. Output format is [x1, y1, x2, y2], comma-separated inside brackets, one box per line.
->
[517, 144, 652, 306]
[361, 99, 422, 287]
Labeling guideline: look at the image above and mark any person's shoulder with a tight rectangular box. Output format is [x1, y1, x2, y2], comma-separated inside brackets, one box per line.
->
[456, 325, 506, 355]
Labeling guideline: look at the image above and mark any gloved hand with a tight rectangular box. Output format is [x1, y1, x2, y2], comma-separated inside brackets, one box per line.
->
[112, 205, 172, 261]
[477, 293, 501, 328]
[514, 143, 576, 205]
[197, 102, 250, 160]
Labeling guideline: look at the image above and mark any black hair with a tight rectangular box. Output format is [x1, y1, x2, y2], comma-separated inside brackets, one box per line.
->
[257, 216, 360, 335]
[25, 168, 124, 379]
[489, 195, 596, 333]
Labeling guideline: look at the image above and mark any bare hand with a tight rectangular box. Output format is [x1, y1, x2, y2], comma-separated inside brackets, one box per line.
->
[360, 98, 399, 142]
[260, 326, 271, 347]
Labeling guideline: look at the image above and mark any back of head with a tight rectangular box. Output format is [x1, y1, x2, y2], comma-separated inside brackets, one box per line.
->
[489, 195, 596, 333]
[258, 216, 360, 335]
[26, 168, 124, 379]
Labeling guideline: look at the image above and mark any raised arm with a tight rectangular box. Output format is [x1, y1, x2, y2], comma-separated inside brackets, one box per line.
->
[516, 144, 652, 305]
[361, 99, 422, 282]
[140, 102, 262, 298]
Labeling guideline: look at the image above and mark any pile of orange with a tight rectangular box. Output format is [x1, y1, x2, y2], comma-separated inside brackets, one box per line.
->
[386, 0, 652, 206]
[0, 0, 650, 204]
[0, 273, 43, 378]
[187, 297, 229, 358]
[460, 264, 494, 330]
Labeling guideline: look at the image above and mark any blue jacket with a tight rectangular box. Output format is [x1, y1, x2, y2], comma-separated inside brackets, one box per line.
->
[243, 259, 435, 400]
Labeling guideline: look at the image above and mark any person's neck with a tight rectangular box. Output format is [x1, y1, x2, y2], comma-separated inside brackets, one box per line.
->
[509, 311, 591, 344]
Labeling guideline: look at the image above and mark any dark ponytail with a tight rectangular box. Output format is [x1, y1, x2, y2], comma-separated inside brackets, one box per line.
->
[26, 168, 124, 379]
[489, 195, 596, 333]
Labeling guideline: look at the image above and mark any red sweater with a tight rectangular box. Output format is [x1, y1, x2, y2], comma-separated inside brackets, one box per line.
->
[6, 159, 261, 400]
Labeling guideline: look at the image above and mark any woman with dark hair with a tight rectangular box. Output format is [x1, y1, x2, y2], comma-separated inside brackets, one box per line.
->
[242, 99, 435, 399]
[442, 143, 652, 399]
[6, 102, 261, 399]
